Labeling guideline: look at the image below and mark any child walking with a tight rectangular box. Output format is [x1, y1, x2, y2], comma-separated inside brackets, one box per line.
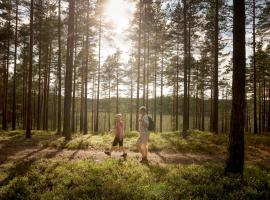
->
[105, 114, 127, 158]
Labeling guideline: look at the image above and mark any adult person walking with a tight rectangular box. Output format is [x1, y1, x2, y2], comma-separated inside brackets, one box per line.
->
[136, 106, 149, 163]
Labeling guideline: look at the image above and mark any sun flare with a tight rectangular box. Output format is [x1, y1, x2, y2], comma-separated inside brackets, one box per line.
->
[104, 0, 133, 33]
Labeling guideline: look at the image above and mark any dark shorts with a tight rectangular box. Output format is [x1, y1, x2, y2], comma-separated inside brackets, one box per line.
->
[112, 137, 123, 147]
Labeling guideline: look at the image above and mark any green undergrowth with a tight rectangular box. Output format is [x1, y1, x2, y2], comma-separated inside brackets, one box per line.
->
[42, 130, 229, 154]
[1, 130, 270, 156]
[0, 159, 269, 200]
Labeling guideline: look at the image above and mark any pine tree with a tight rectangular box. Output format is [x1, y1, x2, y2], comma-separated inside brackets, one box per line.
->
[57, 0, 62, 134]
[63, 0, 75, 140]
[225, 0, 246, 176]
[26, 0, 34, 139]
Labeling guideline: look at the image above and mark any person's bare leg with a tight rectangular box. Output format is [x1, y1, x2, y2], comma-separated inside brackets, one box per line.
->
[141, 144, 147, 158]
[145, 143, 148, 159]
[137, 144, 143, 157]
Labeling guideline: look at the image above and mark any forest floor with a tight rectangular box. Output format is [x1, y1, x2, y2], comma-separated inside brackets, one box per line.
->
[0, 130, 269, 167]
[0, 130, 270, 199]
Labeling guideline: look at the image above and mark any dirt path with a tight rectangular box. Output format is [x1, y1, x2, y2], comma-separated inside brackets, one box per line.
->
[0, 146, 223, 166]
[0, 144, 227, 184]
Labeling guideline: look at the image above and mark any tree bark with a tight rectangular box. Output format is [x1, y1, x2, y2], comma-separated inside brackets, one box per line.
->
[2, 59, 7, 131]
[84, 0, 90, 135]
[57, 0, 62, 134]
[94, 14, 102, 133]
[252, 0, 258, 134]
[116, 65, 119, 113]
[108, 76, 111, 130]
[225, 0, 246, 176]
[267, 87, 270, 132]
[12, 0, 19, 130]
[37, 41, 42, 130]
[72, 3, 78, 133]
[213, 0, 219, 134]
[160, 50, 164, 132]
[80, 63, 84, 132]
[63, 0, 75, 140]
[201, 83, 205, 131]
[176, 42, 179, 130]
[182, 0, 188, 137]
[136, 0, 142, 131]
[130, 73, 133, 130]
[26, 0, 34, 138]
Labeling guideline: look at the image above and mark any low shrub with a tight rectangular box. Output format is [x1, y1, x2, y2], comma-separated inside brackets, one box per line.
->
[1, 159, 269, 200]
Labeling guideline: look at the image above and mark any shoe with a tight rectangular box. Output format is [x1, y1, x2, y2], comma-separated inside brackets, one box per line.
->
[121, 153, 127, 158]
[104, 151, 111, 156]
[140, 157, 148, 164]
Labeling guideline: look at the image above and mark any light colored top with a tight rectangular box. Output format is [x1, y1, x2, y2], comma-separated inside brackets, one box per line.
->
[139, 114, 149, 134]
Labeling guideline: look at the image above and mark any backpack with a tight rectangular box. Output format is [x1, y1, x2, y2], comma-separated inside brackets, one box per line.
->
[148, 116, 155, 132]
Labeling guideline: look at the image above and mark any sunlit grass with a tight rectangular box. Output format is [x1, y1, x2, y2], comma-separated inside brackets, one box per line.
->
[0, 159, 269, 200]
[1, 130, 270, 199]
[1, 129, 269, 158]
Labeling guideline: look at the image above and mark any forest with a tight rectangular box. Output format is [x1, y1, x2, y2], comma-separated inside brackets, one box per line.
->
[0, 0, 270, 199]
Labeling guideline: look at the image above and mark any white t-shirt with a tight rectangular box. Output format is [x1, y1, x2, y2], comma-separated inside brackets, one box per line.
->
[139, 114, 149, 134]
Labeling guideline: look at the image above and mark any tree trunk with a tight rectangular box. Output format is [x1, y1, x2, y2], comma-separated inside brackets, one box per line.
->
[136, 0, 142, 131]
[182, 0, 189, 136]
[195, 86, 198, 129]
[213, 0, 219, 134]
[225, 0, 246, 176]
[84, 1, 90, 135]
[108, 77, 111, 130]
[57, 0, 62, 134]
[201, 84, 205, 131]
[91, 76, 95, 132]
[176, 42, 179, 130]
[154, 35, 157, 131]
[160, 50, 164, 132]
[253, 0, 258, 134]
[116, 68, 119, 113]
[94, 15, 102, 133]
[37, 41, 42, 130]
[187, 7, 192, 132]
[267, 87, 270, 132]
[12, 0, 19, 130]
[80, 63, 84, 132]
[143, 31, 146, 106]
[63, 0, 75, 140]
[53, 87, 57, 130]
[45, 44, 52, 130]
[43, 45, 49, 130]
[2, 59, 7, 131]
[72, 3, 78, 133]
[259, 82, 262, 133]
[26, 0, 34, 138]
[263, 79, 266, 132]
[225, 91, 228, 133]
[146, 32, 150, 110]
[22, 49, 27, 130]
[130, 75, 133, 130]
[2, 0, 11, 131]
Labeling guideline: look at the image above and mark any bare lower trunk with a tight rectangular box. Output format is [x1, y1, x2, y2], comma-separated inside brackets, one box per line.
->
[63, 0, 75, 140]
[225, 0, 246, 176]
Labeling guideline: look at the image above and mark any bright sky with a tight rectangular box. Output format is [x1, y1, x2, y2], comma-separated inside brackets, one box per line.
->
[102, 0, 136, 64]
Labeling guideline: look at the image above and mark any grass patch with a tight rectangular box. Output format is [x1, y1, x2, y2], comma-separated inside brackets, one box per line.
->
[149, 130, 228, 154]
[0, 159, 269, 200]
[1, 130, 269, 157]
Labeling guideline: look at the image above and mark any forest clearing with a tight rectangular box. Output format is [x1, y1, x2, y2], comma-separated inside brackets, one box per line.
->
[0, 130, 270, 199]
[1, 0, 270, 199]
